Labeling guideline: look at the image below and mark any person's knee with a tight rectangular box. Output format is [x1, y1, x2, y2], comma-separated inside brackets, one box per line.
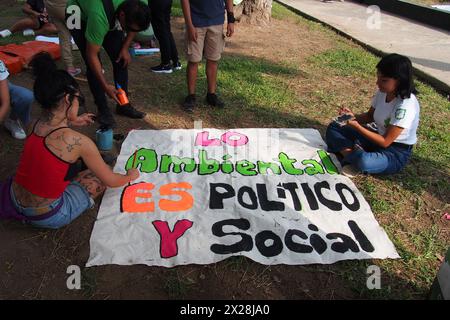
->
[354, 155, 371, 173]
[353, 153, 385, 174]
[206, 59, 219, 65]
[84, 180, 106, 199]
[22, 88, 34, 106]
[188, 61, 200, 68]
[10, 85, 33, 106]
[45, 23, 58, 33]
[206, 60, 219, 73]
[325, 122, 340, 147]
[27, 18, 40, 29]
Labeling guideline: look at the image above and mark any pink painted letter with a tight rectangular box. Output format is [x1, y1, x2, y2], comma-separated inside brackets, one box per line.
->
[195, 131, 221, 146]
[152, 220, 194, 258]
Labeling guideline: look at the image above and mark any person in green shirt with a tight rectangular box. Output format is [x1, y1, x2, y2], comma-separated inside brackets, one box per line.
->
[67, 0, 151, 128]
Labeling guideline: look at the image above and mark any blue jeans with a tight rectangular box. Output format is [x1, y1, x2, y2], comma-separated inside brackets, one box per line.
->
[10, 181, 94, 229]
[8, 83, 34, 125]
[325, 122, 413, 175]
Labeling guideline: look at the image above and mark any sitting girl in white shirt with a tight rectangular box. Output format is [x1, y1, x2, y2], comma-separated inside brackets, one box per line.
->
[326, 53, 420, 176]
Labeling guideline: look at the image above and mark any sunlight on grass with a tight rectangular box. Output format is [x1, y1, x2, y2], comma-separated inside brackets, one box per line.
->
[172, 0, 183, 17]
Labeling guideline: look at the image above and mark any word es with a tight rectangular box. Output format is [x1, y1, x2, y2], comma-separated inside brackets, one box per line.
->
[121, 182, 193, 213]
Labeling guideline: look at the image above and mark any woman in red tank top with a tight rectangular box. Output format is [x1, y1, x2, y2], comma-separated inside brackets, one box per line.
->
[9, 52, 139, 229]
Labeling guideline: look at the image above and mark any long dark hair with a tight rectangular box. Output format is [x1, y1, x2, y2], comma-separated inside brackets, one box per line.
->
[376, 53, 417, 99]
[30, 52, 80, 119]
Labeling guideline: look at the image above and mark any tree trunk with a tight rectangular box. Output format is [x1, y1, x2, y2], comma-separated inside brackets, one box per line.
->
[235, 0, 273, 26]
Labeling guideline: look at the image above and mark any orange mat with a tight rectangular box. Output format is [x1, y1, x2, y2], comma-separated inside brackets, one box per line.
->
[0, 52, 23, 75]
[0, 41, 61, 71]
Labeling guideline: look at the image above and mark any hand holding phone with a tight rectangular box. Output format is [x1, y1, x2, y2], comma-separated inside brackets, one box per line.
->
[334, 114, 355, 126]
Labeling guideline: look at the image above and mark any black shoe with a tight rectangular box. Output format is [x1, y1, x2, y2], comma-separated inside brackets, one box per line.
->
[172, 61, 182, 71]
[182, 94, 196, 113]
[116, 104, 146, 119]
[97, 111, 117, 129]
[151, 63, 173, 74]
[206, 93, 224, 108]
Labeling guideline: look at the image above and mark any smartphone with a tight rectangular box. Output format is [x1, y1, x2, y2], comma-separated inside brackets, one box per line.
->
[334, 114, 355, 126]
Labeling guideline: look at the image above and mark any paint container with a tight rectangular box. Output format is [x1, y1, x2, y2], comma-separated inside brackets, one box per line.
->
[116, 85, 129, 106]
[128, 48, 160, 57]
[96, 127, 113, 151]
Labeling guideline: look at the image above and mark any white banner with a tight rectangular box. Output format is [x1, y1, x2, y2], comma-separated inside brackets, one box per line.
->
[86, 128, 399, 267]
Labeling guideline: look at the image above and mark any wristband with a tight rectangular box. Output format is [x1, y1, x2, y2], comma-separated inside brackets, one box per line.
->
[227, 11, 235, 23]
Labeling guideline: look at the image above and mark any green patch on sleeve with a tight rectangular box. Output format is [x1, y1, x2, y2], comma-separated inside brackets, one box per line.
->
[395, 109, 406, 120]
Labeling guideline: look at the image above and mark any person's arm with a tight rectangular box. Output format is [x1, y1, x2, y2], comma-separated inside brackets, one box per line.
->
[339, 106, 374, 125]
[68, 113, 96, 127]
[181, 0, 197, 42]
[225, 0, 235, 37]
[86, 42, 121, 104]
[347, 120, 404, 148]
[0, 79, 10, 123]
[80, 135, 139, 187]
[22, 3, 40, 17]
[355, 107, 374, 124]
[116, 31, 136, 68]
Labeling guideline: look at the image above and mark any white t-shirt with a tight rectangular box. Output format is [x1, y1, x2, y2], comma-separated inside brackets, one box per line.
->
[0, 60, 9, 81]
[371, 90, 420, 145]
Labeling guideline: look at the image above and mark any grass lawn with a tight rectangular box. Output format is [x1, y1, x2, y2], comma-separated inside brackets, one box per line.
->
[0, 0, 448, 299]
[405, 0, 449, 7]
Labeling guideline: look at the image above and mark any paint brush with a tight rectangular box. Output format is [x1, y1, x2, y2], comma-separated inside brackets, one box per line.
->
[132, 149, 138, 168]
[128, 149, 138, 186]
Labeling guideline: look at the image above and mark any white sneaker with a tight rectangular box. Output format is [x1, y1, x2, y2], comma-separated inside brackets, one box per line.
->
[341, 165, 360, 178]
[23, 29, 35, 36]
[0, 29, 12, 38]
[4, 118, 26, 140]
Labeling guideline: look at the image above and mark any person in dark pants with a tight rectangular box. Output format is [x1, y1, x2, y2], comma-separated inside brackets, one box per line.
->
[66, 0, 151, 128]
[149, 0, 181, 73]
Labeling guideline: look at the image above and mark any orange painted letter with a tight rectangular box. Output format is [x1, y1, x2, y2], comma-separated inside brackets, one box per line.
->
[159, 182, 194, 212]
[121, 182, 155, 213]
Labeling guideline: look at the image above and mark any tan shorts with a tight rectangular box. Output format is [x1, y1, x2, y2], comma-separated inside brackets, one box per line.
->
[185, 24, 225, 63]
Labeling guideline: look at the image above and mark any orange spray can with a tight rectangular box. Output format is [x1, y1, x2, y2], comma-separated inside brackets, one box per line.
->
[116, 85, 129, 106]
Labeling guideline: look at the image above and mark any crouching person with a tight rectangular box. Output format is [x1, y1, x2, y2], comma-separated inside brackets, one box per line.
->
[1, 53, 138, 229]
